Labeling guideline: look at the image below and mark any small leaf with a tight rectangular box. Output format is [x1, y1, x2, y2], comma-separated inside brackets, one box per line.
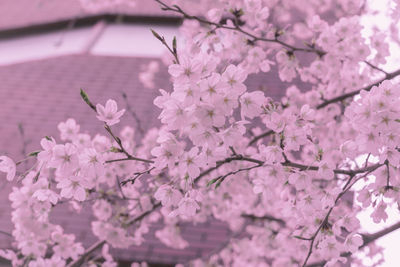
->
[215, 181, 222, 189]
[45, 136, 52, 141]
[207, 178, 219, 187]
[33, 172, 40, 183]
[80, 89, 96, 111]
[110, 146, 120, 153]
[151, 29, 163, 41]
[172, 36, 177, 54]
[28, 151, 40, 157]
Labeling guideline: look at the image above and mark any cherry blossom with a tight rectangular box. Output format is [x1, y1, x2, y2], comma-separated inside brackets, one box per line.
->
[96, 99, 126, 126]
[0, 156, 16, 181]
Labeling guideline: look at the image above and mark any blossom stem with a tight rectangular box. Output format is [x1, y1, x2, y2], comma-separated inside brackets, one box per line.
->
[103, 124, 154, 164]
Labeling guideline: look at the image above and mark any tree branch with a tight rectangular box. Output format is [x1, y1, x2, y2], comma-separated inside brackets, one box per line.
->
[306, 221, 400, 267]
[300, 163, 384, 266]
[105, 156, 154, 164]
[248, 130, 274, 146]
[154, 0, 325, 56]
[122, 92, 145, 138]
[67, 240, 106, 267]
[363, 61, 389, 76]
[317, 68, 400, 109]
[242, 213, 286, 227]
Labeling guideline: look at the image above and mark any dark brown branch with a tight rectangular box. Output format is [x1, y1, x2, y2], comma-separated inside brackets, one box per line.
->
[155, 0, 325, 56]
[104, 124, 154, 164]
[209, 163, 264, 188]
[283, 160, 382, 176]
[195, 154, 382, 187]
[301, 163, 384, 266]
[307, 221, 400, 267]
[194, 155, 263, 184]
[301, 174, 356, 267]
[105, 156, 153, 164]
[67, 240, 106, 267]
[317, 68, 400, 109]
[248, 130, 274, 146]
[362, 221, 400, 247]
[242, 214, 286, 227]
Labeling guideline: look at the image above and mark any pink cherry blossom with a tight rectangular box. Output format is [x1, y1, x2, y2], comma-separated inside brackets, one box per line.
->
[0, 156, 16, 181]
[58, 118, 80, 141]
[57, 175, 90, 201]
[154, 185, 183, 207]
[96, 99, 125, 126]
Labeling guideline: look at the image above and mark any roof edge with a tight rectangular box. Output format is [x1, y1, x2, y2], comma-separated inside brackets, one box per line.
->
[0, 14, 182, 40]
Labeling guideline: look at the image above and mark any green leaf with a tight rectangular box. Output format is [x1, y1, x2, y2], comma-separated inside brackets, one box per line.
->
[28, 151, 40, 157]
[207, 178, 219, 187]
[80, 89, 96, 111]
[151, 29, 163, 41]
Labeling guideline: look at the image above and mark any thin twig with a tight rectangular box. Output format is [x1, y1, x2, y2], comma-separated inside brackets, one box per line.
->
[105, 156, 153, 164]
[80, 89, 154, 164]
[122, 92, 145, 138]
[151, 28, 180, 64]
[121, 167, 155, 186]
[104, 124, 154, 164]
[364, 60, 389, 75]
[116, 175, 127, 199]
[0, 229, 12, 237]
[210, 163, 264, 188]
